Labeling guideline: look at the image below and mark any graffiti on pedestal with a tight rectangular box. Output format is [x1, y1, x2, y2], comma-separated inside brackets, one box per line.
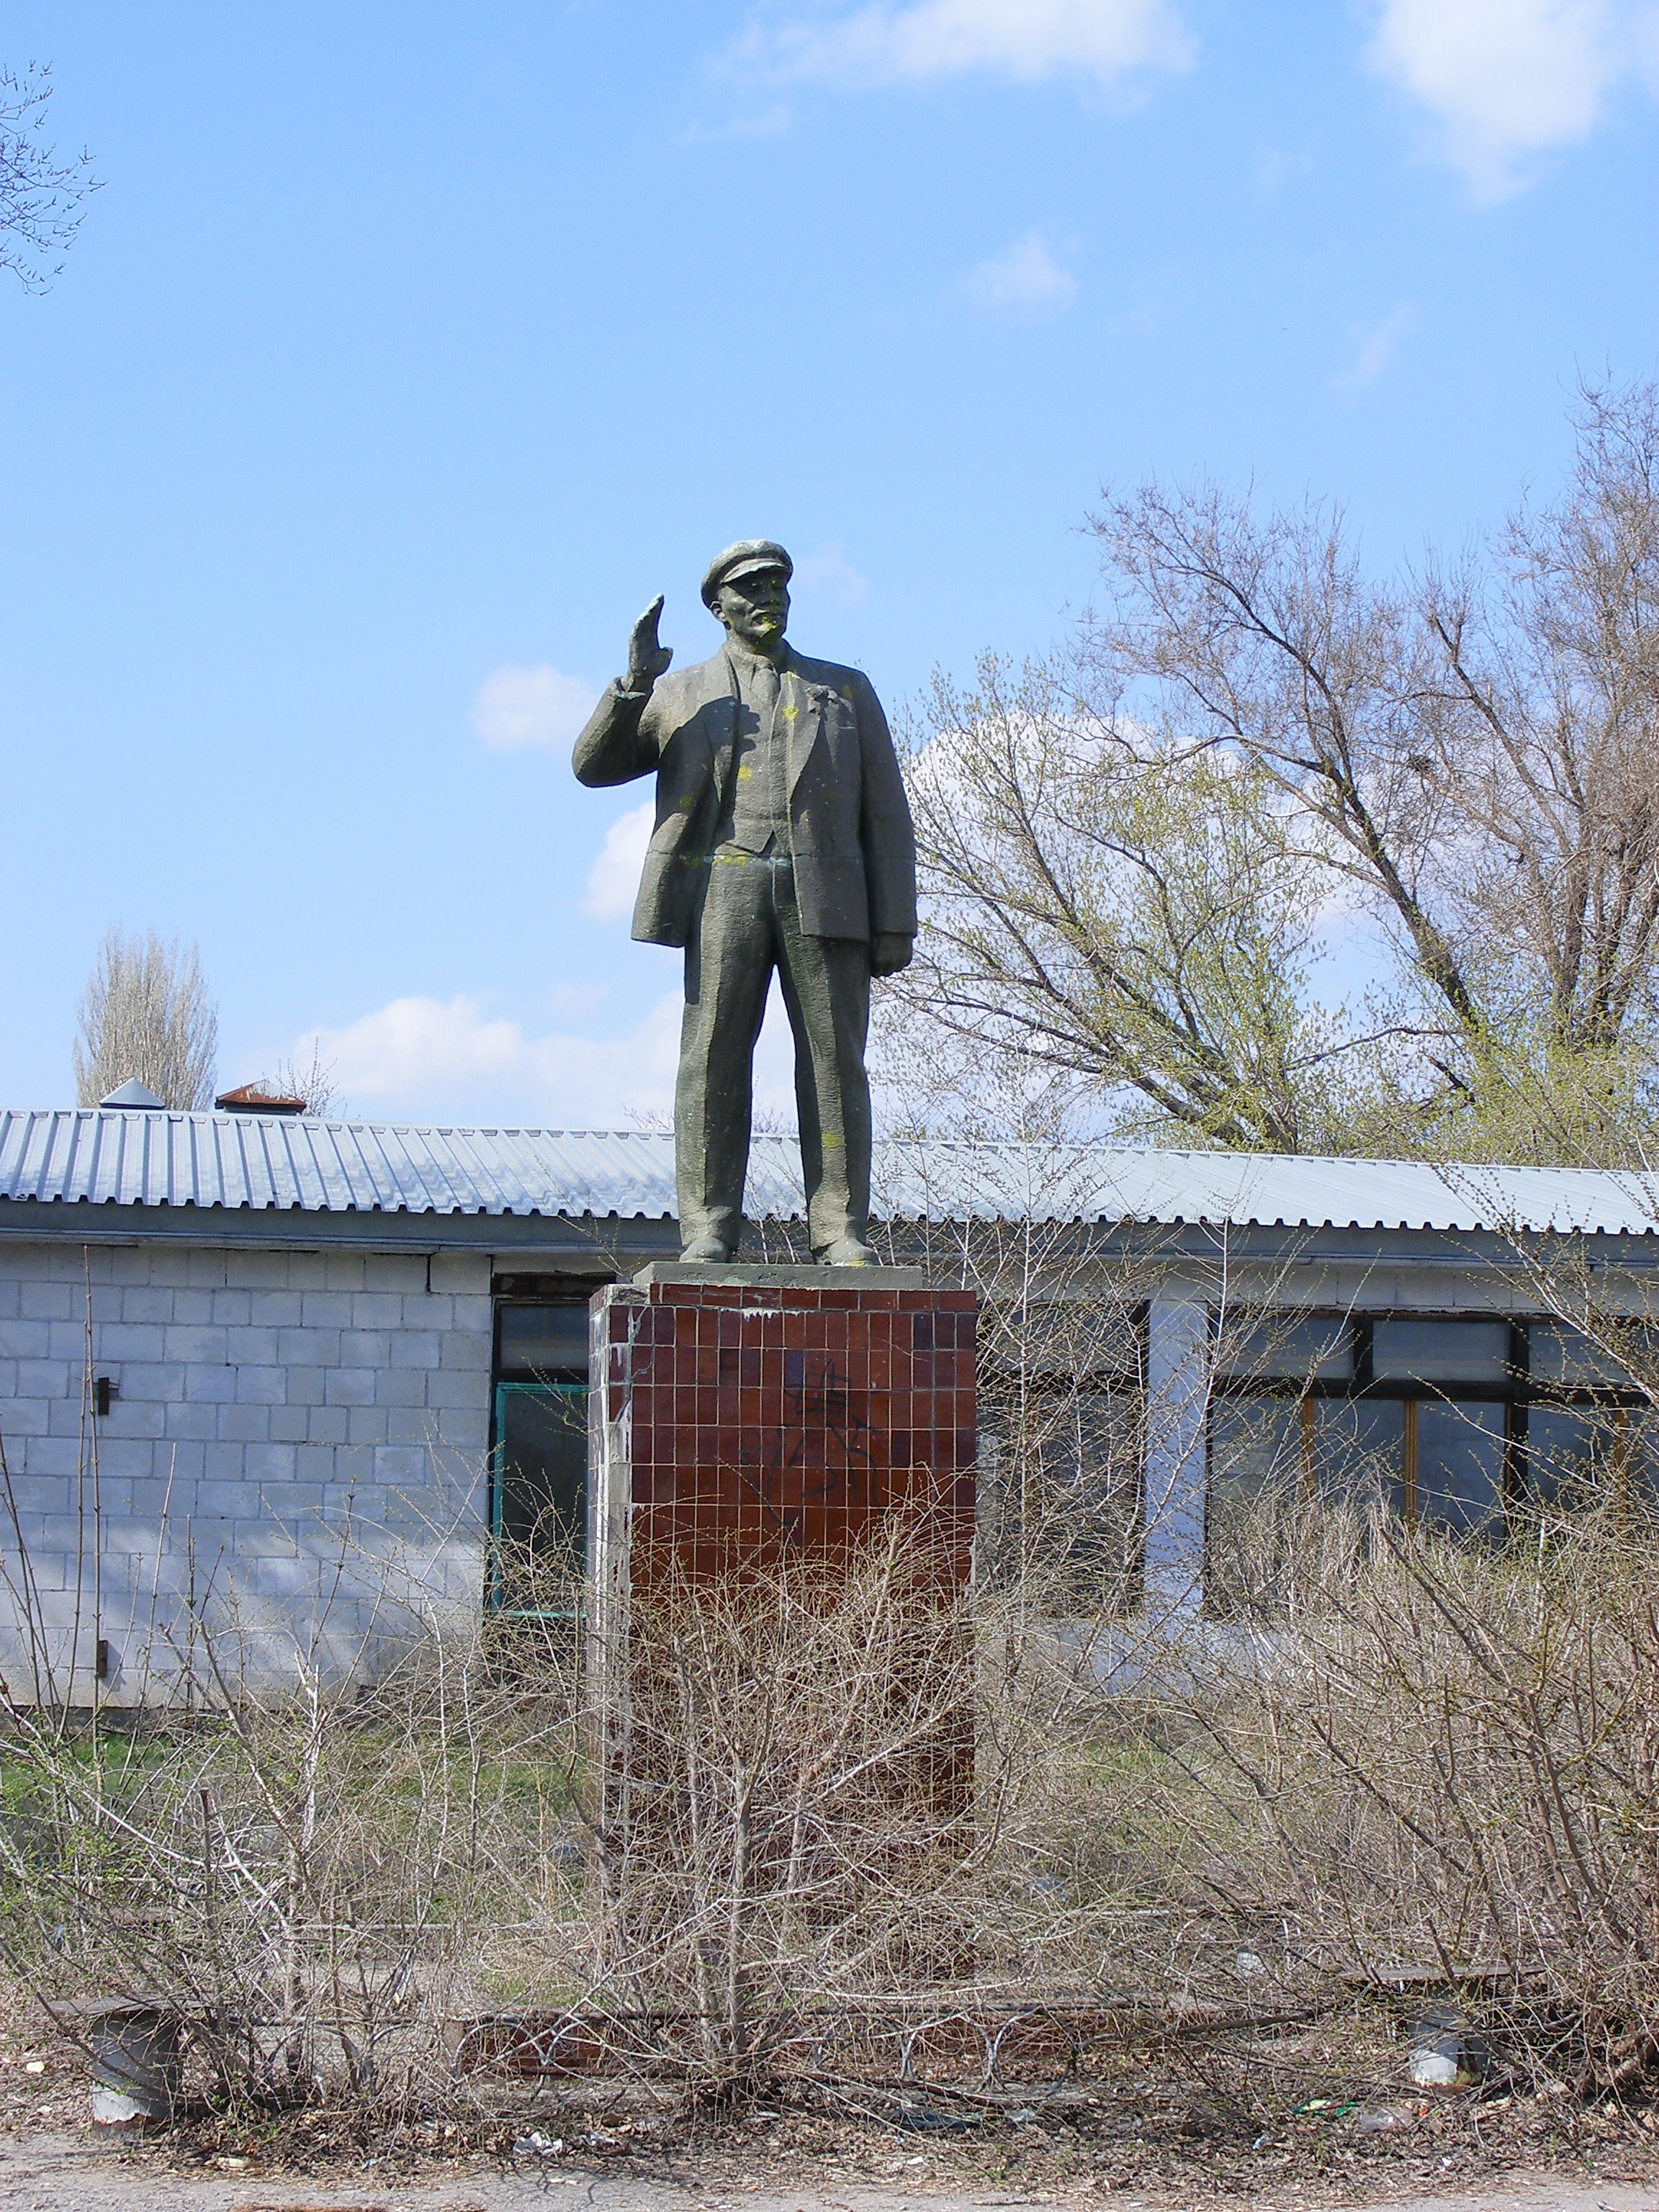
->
[730, 1348, 877, 1532]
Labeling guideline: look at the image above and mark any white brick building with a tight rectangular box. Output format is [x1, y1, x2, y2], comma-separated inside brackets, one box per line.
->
[0, 1105, 682, 1702]
[0, 1240, 494, 1694]
[2, 1097, 1657, 1700]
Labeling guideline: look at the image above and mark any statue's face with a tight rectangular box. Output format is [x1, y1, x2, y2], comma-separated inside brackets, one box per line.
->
[713, 567, 790, 653]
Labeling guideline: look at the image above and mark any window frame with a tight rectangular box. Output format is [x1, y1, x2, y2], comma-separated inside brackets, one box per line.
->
[1208, 1310, 1654, 1530]
[974, 1298, 1148, 1610]
[489, 1294, 594, 1619]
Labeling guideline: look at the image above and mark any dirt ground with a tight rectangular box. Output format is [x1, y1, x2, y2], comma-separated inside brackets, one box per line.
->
[1, 2131, 1658, 2212]
[6, 2013, 1659, 2212]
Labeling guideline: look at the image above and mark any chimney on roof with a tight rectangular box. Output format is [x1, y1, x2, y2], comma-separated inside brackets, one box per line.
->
[215, 1084, 307, 1117]
[100, 1079, 166, 1110]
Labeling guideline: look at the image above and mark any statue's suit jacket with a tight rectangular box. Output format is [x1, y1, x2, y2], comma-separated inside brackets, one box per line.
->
[572, 647, 917, 950]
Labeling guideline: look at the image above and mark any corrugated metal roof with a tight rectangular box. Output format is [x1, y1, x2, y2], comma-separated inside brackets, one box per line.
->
[881, 1143, 1659, 1237]
[0, 1106, 1655, 1236]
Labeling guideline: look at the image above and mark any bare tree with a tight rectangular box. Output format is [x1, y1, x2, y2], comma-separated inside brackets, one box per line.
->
[895, 652, 1408, 1151]
[257, 1043, 346, 1118]
[1085, 479, 1468, 1040]
[1, 62, 98, 292]
[902, 379, 1659, 1164]
[74, 929, 219, 1110]
[1416, 382, 1659, 1052]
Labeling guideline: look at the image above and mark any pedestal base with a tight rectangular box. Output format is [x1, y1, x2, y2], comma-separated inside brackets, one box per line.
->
[583, 1272, 981, 1998]
[588, 1272, 977, 1592]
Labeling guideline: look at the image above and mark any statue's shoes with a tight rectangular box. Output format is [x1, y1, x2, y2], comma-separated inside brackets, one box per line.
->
[817, 1237, 879, 1267]
[679, 1236, 734, 1263]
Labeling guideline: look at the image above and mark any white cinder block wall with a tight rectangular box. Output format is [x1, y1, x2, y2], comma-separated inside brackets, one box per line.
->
[0, 1240, 493, 1702]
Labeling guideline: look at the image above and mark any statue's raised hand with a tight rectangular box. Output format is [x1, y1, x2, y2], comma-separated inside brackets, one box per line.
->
[625, 595, 673, 695]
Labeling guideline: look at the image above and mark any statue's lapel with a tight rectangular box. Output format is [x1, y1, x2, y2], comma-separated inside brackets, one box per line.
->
[781, 664, 827, 796]
[709, 655, 741, 802]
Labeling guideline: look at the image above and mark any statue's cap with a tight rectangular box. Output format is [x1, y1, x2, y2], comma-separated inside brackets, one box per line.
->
[701, 539, 793, 609]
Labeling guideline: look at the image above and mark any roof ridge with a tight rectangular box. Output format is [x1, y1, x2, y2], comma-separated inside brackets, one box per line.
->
[0, 1108, 1651, 1233]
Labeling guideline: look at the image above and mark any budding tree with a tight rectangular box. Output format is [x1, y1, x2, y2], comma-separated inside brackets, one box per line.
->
[1, 62, 97, 292]
[74, 930, 219, 1110]
[255, 1045, 343, 1118]
[895, 378, 1659, 1166]
[896, 653, 1416, 1152]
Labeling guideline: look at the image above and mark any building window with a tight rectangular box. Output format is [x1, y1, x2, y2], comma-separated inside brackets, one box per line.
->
[1208, 1313, 1657, 1610]
[1526, 1323, 1658, 1509]
[491, 1300, 591, 1605]
[977, 1303, 1145, 1612]
[1371, 1317, 1513, 1385]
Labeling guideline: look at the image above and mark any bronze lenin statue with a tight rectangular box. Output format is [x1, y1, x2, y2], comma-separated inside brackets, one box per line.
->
[572, 541, 917, 1264]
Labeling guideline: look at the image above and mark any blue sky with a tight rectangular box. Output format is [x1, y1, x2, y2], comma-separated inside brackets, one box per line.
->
[1, 0, 1655, 1125]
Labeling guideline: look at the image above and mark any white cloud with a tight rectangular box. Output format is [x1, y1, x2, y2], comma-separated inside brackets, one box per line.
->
[1364, 0, 1655, 195]
[725, 0, 1194, 90]
[471, 665, 598, 752]
[793, 544, 870, 607]
[312, 996, 536, 1105]
[305, 992, 683, 1126]
[1334, 301, 1418, 390]
[300, 988, 799, 1128]
[584, 800, 655, 920]
[961, 229, 1078, 313]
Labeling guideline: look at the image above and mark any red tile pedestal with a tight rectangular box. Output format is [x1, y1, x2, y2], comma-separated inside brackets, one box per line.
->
[588, 1269, 977, 1592]
[585, 1267, 979, 1846]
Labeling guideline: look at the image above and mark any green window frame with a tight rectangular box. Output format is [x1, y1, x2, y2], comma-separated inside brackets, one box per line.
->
[490, 1377, 588, 1619]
